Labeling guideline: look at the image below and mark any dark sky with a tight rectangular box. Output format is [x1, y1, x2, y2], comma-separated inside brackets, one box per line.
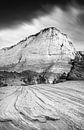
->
[0, 0, 83, 29]
[0, 0, 84, 50]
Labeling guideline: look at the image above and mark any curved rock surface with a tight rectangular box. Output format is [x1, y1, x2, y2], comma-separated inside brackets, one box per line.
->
[0, 27, 76, 75]
[0, 81, 84, 130]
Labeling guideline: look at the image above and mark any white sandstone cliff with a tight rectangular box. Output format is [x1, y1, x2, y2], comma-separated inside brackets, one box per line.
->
[0, 27, 76, 83]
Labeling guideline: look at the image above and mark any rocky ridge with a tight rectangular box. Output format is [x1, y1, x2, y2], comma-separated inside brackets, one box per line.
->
[0, 27, 76, 84]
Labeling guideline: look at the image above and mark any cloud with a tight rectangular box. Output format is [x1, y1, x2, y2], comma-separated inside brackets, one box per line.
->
[0, 4, 84, 50]
[0, 0, 65, 29]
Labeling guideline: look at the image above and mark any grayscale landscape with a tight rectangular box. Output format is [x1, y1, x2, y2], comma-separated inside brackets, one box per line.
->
[0, 0, 84, 130]
[0, 27, 84, 130]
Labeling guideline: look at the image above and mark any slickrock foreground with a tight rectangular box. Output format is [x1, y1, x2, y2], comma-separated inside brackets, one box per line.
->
[0, 81, 84, 130]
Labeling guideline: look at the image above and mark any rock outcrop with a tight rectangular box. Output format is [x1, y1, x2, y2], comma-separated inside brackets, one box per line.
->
[67, 51, 84, 80]
[0, 27, 76, 83]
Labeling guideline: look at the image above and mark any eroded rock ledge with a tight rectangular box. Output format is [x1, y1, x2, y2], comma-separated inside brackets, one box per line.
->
[0, 51, 84, 87]
[0, 70, 68, 87]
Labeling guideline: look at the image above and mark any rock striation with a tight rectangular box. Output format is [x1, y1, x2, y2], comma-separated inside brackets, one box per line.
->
[0, 81, 84, 130]
[0, 27, 76, 83]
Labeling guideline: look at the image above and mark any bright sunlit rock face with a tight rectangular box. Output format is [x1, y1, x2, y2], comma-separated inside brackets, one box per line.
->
[0, 27, 76, 71]
[0, 27, 76, 84]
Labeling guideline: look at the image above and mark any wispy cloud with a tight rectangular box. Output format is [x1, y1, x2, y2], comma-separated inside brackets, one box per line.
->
[0, 4, 84, 50]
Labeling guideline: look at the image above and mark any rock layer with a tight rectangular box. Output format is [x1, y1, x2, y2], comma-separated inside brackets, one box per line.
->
[0, 81, 84, 130]
[0, 27, 76, 83]
[0, 27, 76, 72]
